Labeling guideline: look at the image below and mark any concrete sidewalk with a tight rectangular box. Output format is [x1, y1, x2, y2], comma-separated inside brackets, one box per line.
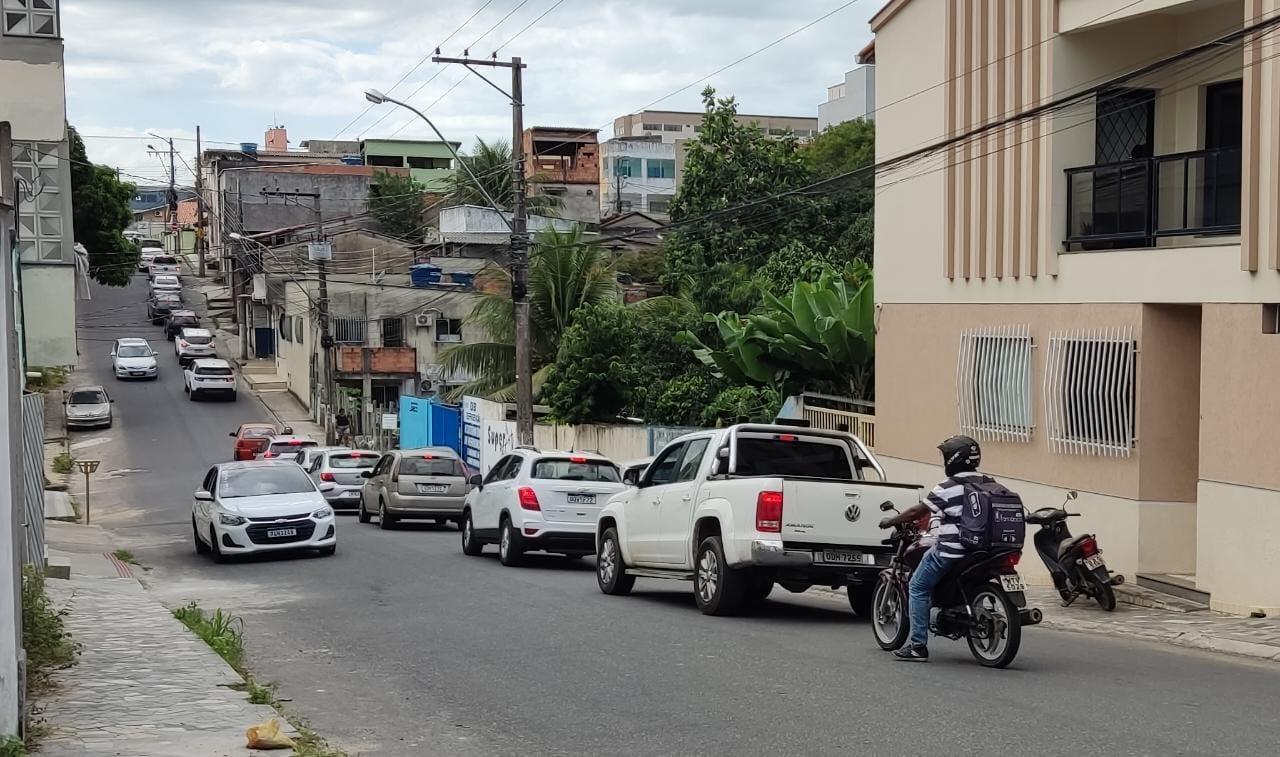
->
[34, 523, 295, 757]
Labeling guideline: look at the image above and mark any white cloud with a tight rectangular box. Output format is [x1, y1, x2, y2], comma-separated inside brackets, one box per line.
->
[64, 0, 878, 165]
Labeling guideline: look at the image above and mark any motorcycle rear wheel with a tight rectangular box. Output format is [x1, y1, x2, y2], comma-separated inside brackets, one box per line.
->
[871, 578, 909, 651]
[1092, 576, 1117, 611]
[966, 586, 1022, 668]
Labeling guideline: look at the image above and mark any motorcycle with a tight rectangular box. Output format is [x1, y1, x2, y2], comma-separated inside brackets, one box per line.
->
[870, 501, 1042, 668]
[1027, 491, 1123, 611]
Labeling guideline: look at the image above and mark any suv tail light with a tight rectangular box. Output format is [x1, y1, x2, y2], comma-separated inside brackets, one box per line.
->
[1078, 537, 1099, 558]
[517, 486, 541, 511]
[755, 491, 783, 533]
[319, 472, 335, 482]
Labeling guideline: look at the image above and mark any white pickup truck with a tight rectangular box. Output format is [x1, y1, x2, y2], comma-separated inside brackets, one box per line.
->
[595, 423, 924, 616]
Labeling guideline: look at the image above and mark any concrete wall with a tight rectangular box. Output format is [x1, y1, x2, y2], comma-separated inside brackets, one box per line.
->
[221, 170, 379, 234]
[1057, 0, 1208, 32]
[819, 65, 875, 129]
[533, 423, 651, 463]
[0, 36, 65, 142]
[21, 265, 77, 366]
[361, 138, 457, 190]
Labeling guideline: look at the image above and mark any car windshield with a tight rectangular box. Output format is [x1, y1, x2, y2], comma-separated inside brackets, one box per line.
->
[328, 453, 377, 469]
[117, 345, 151, 358]
[240, 427, 274, 439]
[532, 459, 621, 482]
[196, 366, 233, 376]
[398, 457, 463, 476]
[183, 334, 212, 345]
[269, 440, 315, 453]
[733, 437, 857, 480]
[68, 390, 106, 404]
[219, 466, 315, 498]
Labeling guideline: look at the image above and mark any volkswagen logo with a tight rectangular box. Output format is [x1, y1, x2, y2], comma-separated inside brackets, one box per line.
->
[844, 504, 861, 522]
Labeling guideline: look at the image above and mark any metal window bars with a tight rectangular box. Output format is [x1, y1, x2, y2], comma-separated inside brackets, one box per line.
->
[1043, 326, 1136, 457]
[956, 325, 1034, 443]
[331, 317, 366, 345]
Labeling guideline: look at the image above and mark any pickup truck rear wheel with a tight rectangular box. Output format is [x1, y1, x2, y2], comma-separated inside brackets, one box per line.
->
[596, 528, 634, 595]
[694, 536, 745, 616]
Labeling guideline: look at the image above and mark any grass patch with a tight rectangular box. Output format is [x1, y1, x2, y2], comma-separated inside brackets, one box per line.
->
[173, 603, 348, 757]
[0, 734, 26, 756]
[111, 549, 138, 565]
[25, 366, 67, 393]
[22, 566, 77, 697]
[51, 452, 75, 476]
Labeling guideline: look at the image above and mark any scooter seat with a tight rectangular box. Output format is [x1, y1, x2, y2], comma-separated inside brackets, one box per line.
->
[1057, 535, 1090, 560]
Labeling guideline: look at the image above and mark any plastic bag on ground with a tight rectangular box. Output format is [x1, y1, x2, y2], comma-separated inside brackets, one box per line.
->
[246, 717, 296, 750]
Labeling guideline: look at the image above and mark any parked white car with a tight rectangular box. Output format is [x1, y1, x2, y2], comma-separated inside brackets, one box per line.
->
[150, 274, 181, 293]
[138, 247, 164, 272]
[192, 461, 337, 561]
[146, 255, 180, 278]
[110, 337, 159, 380]
[183, 358, 237, 401]
[594, 423, 923, 616]
[461, 448, 625, 565]
[174, 327, 215, 365]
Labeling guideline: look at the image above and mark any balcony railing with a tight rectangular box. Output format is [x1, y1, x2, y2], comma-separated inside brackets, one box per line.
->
[1065, 147, 1240, 249]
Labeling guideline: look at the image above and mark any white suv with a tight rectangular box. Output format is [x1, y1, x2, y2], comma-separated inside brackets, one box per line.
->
[461, 448, 625, 566]
[183, 358, 237, 401]
[174, 327, 216, 365]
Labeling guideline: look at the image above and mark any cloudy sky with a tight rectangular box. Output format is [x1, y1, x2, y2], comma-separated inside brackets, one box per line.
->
[63, 0, 877, 189]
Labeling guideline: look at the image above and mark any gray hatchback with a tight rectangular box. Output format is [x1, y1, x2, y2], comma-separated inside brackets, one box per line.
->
[358, 448, 471, 529]
[306, 449, 378, 510]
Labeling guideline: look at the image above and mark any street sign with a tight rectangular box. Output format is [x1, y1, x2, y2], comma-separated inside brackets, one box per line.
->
[307, 241, 332, 261]
[381, 413, 398, 430]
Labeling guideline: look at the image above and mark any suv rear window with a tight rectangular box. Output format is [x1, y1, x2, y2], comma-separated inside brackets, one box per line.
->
[734, 437, 857, 480]
[269, 440, 316, 453]
[329, 453, 377, 469]
[532, 459, 620, 482]
[398, 457, 463, 476]
[240, 427, 274, 438]
[195, 366, 233, 376]
[183, 334, 212, 345]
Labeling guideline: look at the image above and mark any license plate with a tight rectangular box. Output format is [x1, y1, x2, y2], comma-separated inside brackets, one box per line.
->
[418, 484, 448, 494]
[131, 371, 145, 376]
[567, 494, 596, 505]
[999, 574, 1027, 592]
[266, 528, 297, 539]
[1082, 554, 1106, 571]
[340, 490, 359, 498]
[821, 549, 871, 565]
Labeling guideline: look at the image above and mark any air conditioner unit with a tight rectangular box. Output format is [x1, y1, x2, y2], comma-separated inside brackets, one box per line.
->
[420, 379, 434, 393]
[414, 312, 435, 328]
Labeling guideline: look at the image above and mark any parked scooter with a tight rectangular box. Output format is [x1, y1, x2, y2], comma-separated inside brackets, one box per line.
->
[871, 502, 1042, 668]
[1027, 491, 1124, 611]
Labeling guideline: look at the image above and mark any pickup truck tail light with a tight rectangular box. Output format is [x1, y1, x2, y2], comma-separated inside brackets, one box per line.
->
[756, 491, 783, 533]
[517, 486, 541, 511]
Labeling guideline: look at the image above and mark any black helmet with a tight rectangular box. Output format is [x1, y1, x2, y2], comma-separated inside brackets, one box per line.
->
[938, 435, 981, 476]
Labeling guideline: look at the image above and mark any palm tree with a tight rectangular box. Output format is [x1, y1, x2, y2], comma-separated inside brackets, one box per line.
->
[444, 137, 564, 216]
[441, 226, 615, 400]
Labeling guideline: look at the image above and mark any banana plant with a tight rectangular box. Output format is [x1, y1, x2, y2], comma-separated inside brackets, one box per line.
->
[679, 268, 875, 400]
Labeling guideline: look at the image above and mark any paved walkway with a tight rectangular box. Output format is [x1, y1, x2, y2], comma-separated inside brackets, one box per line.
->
[34, 538, 293, 757]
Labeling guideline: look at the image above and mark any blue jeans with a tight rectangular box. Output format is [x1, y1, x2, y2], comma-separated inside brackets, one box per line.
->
[908, 546, 955, 648]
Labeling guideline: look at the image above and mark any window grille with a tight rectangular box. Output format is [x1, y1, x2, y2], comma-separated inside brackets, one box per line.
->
[332, 317, 366, 345]
[957, 325, 1033, 442]
[1043, 326, 1137, 457]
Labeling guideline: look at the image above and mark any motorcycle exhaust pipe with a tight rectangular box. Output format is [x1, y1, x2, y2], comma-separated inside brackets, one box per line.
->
[1112, 574, 1125, 585]
[1019, 608, 1044, 626]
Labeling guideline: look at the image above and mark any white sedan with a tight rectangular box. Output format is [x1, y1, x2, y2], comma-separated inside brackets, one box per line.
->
[192, 461, 337, 561]
[151, 274, 181, 293]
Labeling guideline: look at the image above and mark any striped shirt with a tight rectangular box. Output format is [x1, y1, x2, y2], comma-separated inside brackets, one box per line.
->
[923, 471, 987, 559]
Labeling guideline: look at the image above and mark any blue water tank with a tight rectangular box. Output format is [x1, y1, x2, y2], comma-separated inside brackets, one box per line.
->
[340, 154, 363, 165]
[410, 264, 442, 287]
[240, 142, 258, 155]
[450, 272, 476, 289]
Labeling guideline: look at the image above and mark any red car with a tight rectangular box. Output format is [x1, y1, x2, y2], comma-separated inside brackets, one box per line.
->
[229, 422, 289, 461]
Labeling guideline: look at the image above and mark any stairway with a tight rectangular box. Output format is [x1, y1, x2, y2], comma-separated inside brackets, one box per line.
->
[1133, 573, 1211, 611]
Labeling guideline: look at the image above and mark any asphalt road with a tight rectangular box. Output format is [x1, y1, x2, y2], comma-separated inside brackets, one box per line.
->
[72, 276, 1280, 757]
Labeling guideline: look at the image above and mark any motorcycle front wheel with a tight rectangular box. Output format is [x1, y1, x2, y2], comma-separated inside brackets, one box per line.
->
[966, 585, 1022, 668]
[871, 577, 909, 650]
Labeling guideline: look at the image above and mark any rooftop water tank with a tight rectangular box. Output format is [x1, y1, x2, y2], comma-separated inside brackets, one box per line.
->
[410, 264, 442, 287]
[340, 154, 363, 165]
[240, 142, 258, 156]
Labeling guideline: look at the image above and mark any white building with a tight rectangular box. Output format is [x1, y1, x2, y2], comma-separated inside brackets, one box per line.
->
[819, 42, 876, 130]
[599, 138, 678, 217]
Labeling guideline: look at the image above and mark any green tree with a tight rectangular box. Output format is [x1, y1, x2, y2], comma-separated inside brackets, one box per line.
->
[440, 226, 615, 400]
[444, 137, 563, 216]
[702, 385, 782, 426]
[367, 170, 427, 240]
[68, 127, 136, 286]
[804, 118, 876, 179]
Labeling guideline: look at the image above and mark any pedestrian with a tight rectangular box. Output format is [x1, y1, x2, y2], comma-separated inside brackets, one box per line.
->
[334, 408, 351, 446]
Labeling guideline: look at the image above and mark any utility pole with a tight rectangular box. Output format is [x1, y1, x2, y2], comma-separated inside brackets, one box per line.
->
[615, 172, 623, 215]
[195, 126, 206, 277]
[431, 54, 533, 445]
[260, 188, 331, 430]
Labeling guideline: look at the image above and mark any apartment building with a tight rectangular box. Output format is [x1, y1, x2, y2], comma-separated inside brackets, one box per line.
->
[2, 0, 77, 367]
[613, 109, 819, 142]
[819, 41, 877, 129]
[872, 0, 1280, 614]
[361, 138, 459, 191]
[599, 137, 677, 216]
[523, 127, 600, 224]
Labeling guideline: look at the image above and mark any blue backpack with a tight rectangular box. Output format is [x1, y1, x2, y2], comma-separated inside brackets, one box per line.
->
[958, 477, 1026, 551]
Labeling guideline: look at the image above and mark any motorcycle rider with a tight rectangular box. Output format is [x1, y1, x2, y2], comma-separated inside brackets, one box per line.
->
[877, 434, 985, 662]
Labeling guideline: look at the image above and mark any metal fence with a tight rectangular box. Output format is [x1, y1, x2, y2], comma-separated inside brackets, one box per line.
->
[20, 392, 45, 566]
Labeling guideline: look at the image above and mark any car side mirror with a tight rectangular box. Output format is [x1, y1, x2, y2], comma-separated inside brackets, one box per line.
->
[194, 490, 213, 502]
[623, 469, 640, 486]
[468, 474, 483, 487]
[879, 501, 897, 512]
[360, 470, 373, 479]
[282, 426, 293, 434]
[229, 431, 237, 437]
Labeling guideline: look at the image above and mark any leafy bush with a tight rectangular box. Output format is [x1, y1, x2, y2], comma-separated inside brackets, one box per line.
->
[702, 385, 782, 426]
[22, 566, 77, 694]
[51, 453, 75, 475]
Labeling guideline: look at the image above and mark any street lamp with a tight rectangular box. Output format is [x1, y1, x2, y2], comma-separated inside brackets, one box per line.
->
[75, 459, 100, 524]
